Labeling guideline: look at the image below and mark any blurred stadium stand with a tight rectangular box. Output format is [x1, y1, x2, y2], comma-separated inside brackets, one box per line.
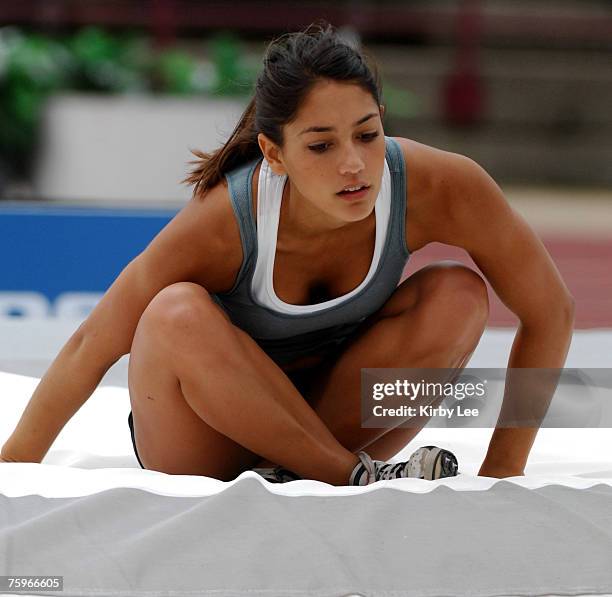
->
[1, 0, 610, 196]
[1, 1, 612, 48]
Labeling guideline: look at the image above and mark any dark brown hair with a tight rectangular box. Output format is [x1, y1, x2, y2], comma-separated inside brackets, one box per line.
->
[182, 19, 383, 200]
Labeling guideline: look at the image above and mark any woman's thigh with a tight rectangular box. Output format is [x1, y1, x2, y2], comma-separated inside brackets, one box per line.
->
[127, 283, 265, 480]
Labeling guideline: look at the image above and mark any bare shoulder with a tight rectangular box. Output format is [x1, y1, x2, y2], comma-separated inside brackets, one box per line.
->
[73, 175, 247, 359]
[174, 156, 262, 293]
[142, 177, 244, 294]
[390, 138, 574, 325]
[391, 136, 481, 252]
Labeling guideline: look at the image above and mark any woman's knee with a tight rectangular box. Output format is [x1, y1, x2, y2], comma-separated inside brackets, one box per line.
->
[133, 282, 231, 349]
[406, 261, 489, 354]
[418, 261, 489, 323]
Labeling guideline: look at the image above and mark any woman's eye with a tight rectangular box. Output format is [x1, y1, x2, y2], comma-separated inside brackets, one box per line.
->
[308, 131, 379, 153]
[308, 143, 330, 153]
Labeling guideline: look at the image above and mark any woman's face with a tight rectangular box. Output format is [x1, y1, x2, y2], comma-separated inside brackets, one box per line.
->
[258, 79, 386, 234]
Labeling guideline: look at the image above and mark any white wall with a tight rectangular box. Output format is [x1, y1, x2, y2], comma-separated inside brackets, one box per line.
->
[33, 94, 248, 202]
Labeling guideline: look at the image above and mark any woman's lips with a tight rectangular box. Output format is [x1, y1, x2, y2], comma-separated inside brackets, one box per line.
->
[336, 185, 370, 200]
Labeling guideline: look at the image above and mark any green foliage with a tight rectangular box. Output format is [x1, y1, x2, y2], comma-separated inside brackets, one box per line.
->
[0, 26, 256, 177]
[0, 26, 418, 181]
[0, 28, 74, 170]
[207, 31, 256, 96]
[68, 27, 150, 92]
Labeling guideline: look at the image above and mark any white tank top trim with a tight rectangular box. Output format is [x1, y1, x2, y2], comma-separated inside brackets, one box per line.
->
[251, 156, 392, 314]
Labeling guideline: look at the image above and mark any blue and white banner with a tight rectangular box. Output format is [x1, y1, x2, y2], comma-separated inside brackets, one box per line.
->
[0, 203, 177, 318]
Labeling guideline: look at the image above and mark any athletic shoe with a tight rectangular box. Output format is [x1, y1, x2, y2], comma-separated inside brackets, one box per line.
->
[349, 445, 459, 485]
[252, 465, 302, 483]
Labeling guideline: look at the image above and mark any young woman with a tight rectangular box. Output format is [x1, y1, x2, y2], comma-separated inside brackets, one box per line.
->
[0, 22, 574, 484]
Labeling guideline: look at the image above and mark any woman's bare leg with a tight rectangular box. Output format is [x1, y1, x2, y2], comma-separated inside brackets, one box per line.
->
[349, 346, 479, 461]
[312, 262, 489, 458]
[128, 282, 360, 484]
[253, 261, 490, 468]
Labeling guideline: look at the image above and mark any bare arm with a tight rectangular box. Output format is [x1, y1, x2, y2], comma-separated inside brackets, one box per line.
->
[1, 257, 155, 463]
[1, 183, 239, 463]
[423, 150, 575, 476]
[1, 323, 120, 463]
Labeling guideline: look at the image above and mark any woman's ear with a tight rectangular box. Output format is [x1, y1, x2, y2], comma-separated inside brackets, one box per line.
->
[379, 104, 386, 120]
[257, 133, 286, 176]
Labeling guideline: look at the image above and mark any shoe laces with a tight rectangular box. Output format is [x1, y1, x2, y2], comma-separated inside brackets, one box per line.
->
[356, 451, 377, 484]
[357, 451, 410, 483]
[374, 461, 409, 480]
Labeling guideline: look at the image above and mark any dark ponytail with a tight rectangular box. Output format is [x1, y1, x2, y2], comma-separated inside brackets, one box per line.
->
[182, 95, 260, 200]
[183, 19, 382, 200]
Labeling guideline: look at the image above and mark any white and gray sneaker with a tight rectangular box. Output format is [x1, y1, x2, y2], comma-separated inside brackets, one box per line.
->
[349, 446, 459, 486]
[252, 465, 302, 483]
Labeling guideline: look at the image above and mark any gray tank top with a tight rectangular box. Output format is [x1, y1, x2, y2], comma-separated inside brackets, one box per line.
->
[211, 135, 410, 366]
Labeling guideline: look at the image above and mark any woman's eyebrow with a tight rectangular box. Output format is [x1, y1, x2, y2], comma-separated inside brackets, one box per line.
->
[298, 112, 378, 135]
